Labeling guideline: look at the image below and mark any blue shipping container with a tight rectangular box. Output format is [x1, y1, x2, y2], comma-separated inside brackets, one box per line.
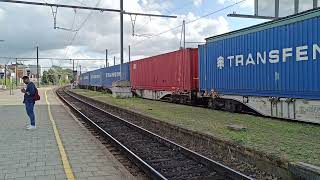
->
[102, 63, 130, 89]
[200, 9, 320, 100]
[79, 72, 90, 86]
[89, 69, 104, 87]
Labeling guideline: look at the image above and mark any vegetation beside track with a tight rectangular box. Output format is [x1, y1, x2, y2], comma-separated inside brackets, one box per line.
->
[71, 88, 320, 166]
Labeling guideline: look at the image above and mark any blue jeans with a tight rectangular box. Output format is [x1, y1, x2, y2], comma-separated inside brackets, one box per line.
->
[25, 102, 35, 126]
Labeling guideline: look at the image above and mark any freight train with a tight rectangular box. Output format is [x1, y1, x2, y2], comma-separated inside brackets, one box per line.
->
[79, 8, 320, 124]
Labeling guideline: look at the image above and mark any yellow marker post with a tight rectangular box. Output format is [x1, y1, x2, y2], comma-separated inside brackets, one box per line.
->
[45, 89, 75, 180]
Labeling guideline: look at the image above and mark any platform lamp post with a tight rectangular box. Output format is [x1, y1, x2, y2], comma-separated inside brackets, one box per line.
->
[4, 64, 7, 87]
[36, 46, 39, 87]
[106, 49, 108, 67]
[0, 40, 5, 88]
[128, 45, 131, 62]
[15, 58, 18, 88]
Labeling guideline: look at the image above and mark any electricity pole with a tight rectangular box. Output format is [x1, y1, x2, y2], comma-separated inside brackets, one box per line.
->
[179, 20, 186, 49]
[120, 0, 124, 79]
[0, 0, 177, 80]
[36, 46, 39, 87]
[4, 64, 7, 87]
[105, 49, 108, 67]
[128, 45, 131, 62]
[295, 0, 299, 14]
[15, 58, 18, 87]
[183, 20, 186, 49]
[72, 59, 74, 72]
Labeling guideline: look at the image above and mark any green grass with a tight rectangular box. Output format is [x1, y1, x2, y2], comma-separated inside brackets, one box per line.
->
[72, 89, 320, 166]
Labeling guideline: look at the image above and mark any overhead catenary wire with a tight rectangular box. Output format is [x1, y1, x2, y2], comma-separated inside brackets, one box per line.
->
[124, 1, 201, 59]
[0, 57, 106, 61]
[63, 0, 102, 59]
[128, 0, 197, 46]
[40, 0, 84, 66]
[133, 0, 197, 34]
[0, 0, 178, 73]
[70, 9, 77, 30]
[132, 0, 247, 47]
[116, 0, 247, 61]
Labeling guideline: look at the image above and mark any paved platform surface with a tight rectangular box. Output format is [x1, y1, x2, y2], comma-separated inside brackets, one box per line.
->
[0, 88, 134, 180]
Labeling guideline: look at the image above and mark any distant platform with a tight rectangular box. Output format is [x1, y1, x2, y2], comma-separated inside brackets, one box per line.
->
[0, 88, 134, 180]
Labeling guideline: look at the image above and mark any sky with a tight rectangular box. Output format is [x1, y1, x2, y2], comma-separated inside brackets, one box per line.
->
[0, 0, 316, 72]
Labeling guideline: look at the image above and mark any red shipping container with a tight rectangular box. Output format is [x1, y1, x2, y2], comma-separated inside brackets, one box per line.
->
[130, 48, 198, 92]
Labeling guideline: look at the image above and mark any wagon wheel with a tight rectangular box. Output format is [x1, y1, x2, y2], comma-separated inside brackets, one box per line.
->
[236, 104, 244, 112]
[180, 96, 187, 104]
[226, 101, 237, 112]
[208, 99, 214, 109]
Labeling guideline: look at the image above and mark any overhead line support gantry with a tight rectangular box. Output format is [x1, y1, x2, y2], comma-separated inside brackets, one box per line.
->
[0, 0, 177, 80]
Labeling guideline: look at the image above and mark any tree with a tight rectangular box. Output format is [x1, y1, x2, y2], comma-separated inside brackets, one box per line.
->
[41, 66, 75, 85]
[41, 70, 49, 85]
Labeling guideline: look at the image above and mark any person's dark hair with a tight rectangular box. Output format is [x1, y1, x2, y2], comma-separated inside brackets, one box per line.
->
[22, 76, 29, 80]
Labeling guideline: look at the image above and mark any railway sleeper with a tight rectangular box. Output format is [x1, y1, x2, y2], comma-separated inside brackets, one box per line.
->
[139, 152, 183, 160]
[144, 152, 183, 159]
[122, 137, 152, 142]
[151, 159, 200, 169]
[132, 147, 176, 156]
[161, 166, 213, 179]
[58, 88, 253, 180]
[128, 142, 166, 148]
[176, 173, 225, 180]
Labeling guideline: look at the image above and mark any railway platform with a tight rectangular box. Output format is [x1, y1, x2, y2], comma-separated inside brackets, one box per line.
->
[0, 88, 134, 180]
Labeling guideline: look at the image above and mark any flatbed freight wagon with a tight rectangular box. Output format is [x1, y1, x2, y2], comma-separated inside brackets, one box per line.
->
[199, 8, 320, 124]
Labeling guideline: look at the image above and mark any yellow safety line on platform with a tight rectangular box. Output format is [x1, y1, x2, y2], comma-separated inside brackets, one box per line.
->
[45, 89, 75, 180]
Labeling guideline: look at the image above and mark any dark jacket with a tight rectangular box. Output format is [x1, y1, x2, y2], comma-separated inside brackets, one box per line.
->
[23, 82, 36, 103]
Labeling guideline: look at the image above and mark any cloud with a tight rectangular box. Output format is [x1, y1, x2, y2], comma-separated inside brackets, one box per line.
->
[240, 0, 254, 8]
[218, 0, 226, 4]
[193, 0, 203, 7]
[0, 0, 230, 70]
[218, 0, 254, 8]
[139, 0, 172, 11]
[0, 8, 5, 21]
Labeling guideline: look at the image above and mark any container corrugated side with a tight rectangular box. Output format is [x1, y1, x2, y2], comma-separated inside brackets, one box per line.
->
[89, 69, 103, 87]
[80, 72, 90, 86]
[130, 48, 199, 92]
[200, 14, 320, 100]
[103, 63, 130, 89]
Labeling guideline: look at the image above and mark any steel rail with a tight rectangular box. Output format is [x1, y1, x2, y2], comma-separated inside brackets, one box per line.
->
[56, 88, 167, 180]
[57, 87, 253, 180]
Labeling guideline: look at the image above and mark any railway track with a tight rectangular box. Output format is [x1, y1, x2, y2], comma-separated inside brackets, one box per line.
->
[57, 86, 253, 180]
